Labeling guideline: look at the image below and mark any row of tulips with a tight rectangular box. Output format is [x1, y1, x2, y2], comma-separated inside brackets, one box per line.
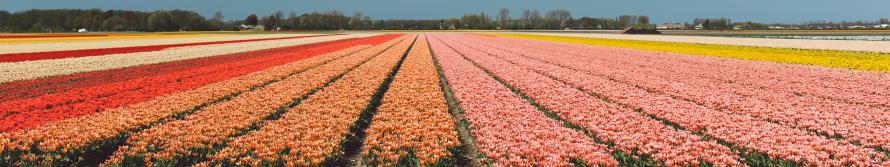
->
[101, 35, 410, 166]
[427, 35, 618, 166]
[361, 34, 460, 166]
[0, 33, 218, 45]
[496, 34, 890, 72]
[472, 35, 890, 151]
[497, 36, 890, 117]
[497, 34, 890, 107]
[0, 33, 292, 54]
[433, 34, 742, 166]
[444, 34, 890, 166]
[0, 35, 397, 102]
[0, 37, 388, 166]
[0, 35, 401, 132]
[0, 34, 375, 83]
[0, 34, 338, 62]
[203, 35, 417, 166]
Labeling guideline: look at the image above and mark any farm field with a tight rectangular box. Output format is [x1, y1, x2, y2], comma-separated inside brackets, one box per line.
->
[1, 32, 890, 166]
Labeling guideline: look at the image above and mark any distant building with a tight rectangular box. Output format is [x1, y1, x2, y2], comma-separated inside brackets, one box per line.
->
[656, 23, 686, 30]
[847, 25, 867, 29]
[253, 25, 266, 31]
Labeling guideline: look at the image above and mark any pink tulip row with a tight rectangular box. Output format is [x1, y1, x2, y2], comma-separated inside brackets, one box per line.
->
[362, 35, 460, 166]
[428, 35, 618, 166]
[0, 42, 383, 166]
[100, 36, 411, 166]
[494, 37, 890, 127]
[490, 35, 890, 108]
[506, 34, 890, 107]
[437, 34, 890, 166]
[203, 35, 416, 166]
[433, 34, 743, 166]
[464, 35, 890, 150]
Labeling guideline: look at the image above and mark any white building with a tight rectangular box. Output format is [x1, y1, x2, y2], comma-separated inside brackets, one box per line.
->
[656, 23, 686, 30]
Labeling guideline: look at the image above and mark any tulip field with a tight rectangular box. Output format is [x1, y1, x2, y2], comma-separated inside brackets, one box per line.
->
[1, 32, 890, 166]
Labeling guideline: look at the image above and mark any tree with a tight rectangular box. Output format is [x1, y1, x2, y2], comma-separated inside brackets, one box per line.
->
[350, 11, 365, 29]
[519, 9, 532, 29]
[147, 11, 174, 31]
[544, 9, 571, 29]
[102, 16, 128, 31]
[497, 8, 510, 29]
[287, 11, 299, 29]
[530, 10, 541, 29]
[245, 14, 258, 26]
[274, 10, 284, 28]
[210, 11, 224, 27]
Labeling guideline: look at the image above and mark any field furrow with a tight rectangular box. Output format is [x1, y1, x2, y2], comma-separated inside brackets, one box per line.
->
[439, 34, 890, 166]
[101, 35, 410, 166]
[434, 34, 742, 166]
[470, 34, 890, 151]
[0, 35, 400, 132]
[428, 34, 617, 166]
[361, 34, 460, 166]
[0, 35, 391, 166]
[202, 34, 416, 166]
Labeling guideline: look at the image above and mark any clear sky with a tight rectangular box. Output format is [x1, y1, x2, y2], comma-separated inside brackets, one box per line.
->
[4, 0, 888, 23]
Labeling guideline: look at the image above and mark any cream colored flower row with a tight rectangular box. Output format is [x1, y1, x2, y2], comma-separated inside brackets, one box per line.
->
[362, 34, 459, 166]
[0, 34, 310, 54]
[101, 35, 407, 166]
[205, 35, 417, 166]
[0, 43, 375, 166]
[0, 34, 376, 83]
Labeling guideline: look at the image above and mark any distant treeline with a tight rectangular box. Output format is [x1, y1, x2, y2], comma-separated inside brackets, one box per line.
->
[0, 8, 655, 32]
[1, 8, 886, 32]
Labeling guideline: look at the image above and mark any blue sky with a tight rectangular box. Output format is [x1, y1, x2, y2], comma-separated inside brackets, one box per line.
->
[3, 0, 888, 23]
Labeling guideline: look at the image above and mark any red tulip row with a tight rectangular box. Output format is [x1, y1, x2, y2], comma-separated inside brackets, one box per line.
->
[0, 35, 400, 133]
[0, 34, 338, 62]
[442, 34, 890, 166]
[0, 35, 397, 166]
[427, 35, 618, 166]
[203, 35, 417, 166]
[433, 34, 742, 166]
[362, 34, 460, 166]
[0, 34, 399, 102]
[101, 35, 411, 166]
[467, 35, 890, 151]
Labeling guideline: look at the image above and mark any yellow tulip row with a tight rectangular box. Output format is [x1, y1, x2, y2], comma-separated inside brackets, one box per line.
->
[496, 34, 890, 72]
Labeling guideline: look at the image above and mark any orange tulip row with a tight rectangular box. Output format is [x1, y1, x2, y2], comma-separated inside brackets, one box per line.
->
[0, 43, 378, 166]
[203, 35, 418, 166]
[99, 36, 411, 166]
[361, 34, 460, 166]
